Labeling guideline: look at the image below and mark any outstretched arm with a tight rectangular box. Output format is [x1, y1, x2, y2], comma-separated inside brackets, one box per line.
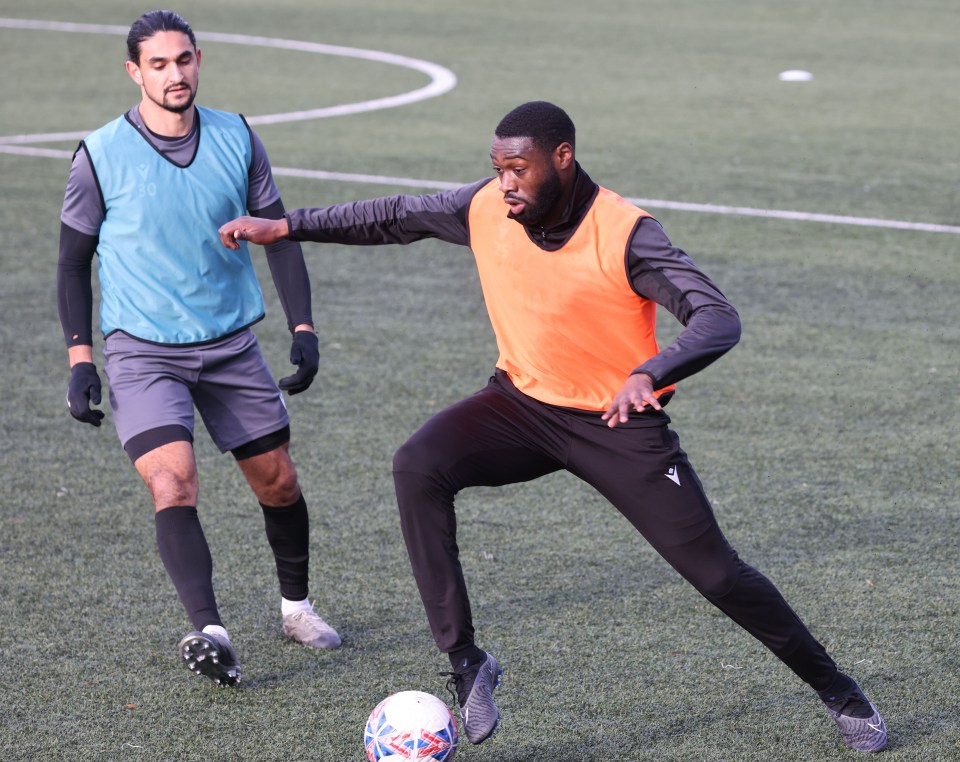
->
[219, 215, 289, 249]
[220, 180, 489, 251]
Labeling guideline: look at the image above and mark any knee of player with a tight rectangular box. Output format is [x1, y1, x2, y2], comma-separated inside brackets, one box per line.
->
[392, 437, 444, 476]
[687, 563, 741, 600]
[146, 470, 199, 508]
[262, 467, 301, 505]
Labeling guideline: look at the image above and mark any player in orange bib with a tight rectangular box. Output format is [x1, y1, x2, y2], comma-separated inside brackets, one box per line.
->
[219, 101, 886, 754]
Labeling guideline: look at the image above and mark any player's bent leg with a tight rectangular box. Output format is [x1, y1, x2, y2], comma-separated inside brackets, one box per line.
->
[392, 389, 559, 746]
[392, 398, 558, 656]
[395, 449, 504, 744]
[234, 433, 300, 508]
[235, 435, 342, 650]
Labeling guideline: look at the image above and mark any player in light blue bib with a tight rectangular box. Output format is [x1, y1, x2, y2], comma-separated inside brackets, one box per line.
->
[57, 9, 341, 688]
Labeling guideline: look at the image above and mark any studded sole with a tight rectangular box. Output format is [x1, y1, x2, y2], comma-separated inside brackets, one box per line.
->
[177, 632, 241, 688]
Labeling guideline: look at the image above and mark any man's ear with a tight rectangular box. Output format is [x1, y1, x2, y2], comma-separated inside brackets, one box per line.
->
[554, 142, 575, 171]
[125, 59, 143, 87]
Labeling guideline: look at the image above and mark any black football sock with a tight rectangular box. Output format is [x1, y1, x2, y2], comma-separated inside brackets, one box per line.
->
[817, 670, 853, 699]
[817, 672, 874, 718]
[449, 645, 486, 671]
[154, 505, 222, 629]
[261, 494, 310, 602]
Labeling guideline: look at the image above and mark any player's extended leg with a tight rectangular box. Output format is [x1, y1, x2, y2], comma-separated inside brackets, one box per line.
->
[566, 417, 886, 752]
[236, 437, 340, 650]
[569, 420, 839, 681]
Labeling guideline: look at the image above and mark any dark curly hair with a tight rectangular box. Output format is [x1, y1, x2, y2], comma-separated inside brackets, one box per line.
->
[495, 101, 576, 153]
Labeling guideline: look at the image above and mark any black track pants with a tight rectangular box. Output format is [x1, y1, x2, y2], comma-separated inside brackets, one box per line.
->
[392, 371, 838, 690]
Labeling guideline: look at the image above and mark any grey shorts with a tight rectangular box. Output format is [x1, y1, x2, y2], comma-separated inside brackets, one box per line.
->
[103, 329, 289, 454]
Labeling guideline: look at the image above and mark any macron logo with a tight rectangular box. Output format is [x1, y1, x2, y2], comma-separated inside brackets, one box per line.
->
[665, 465, 681, 486]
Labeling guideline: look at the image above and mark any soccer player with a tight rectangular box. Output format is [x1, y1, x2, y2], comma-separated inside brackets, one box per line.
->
[218, 101, 887, 752]
[57, 10, 341, 688]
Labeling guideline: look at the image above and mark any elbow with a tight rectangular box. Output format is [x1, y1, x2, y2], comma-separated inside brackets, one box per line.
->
[690, 303, 741, 351]
[725, 306, 742, 349]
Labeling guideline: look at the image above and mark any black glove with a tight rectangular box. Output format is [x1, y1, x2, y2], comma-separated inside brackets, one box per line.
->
[278, 330, 320, 395]
[67, 362, 105, 426]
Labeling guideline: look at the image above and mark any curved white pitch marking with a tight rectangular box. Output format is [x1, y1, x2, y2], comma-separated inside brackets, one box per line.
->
[0, 17, 457, 131]
[198, 32, 456, 125]
[2, 18, 957, 235]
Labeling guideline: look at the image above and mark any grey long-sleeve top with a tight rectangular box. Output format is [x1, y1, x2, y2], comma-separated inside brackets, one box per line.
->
[286, 165, 741, 392]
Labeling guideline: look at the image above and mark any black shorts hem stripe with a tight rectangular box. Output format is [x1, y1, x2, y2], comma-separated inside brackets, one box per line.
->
[231, 425, 291, 461]
[125, 424, 193, 462]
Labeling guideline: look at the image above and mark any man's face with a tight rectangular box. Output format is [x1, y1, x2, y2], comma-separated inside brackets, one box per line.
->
[126, 31, 200, 114]
[490, 136, 565, 227]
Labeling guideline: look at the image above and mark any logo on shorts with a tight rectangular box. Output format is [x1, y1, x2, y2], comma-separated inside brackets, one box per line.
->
[665, 465, 681, 486]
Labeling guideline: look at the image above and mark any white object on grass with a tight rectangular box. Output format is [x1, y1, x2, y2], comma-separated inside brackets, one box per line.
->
[779, 69, 814, 81]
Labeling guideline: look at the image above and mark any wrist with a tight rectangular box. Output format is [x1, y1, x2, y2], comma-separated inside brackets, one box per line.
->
[68, 344, 94, 367]
[631, 368, 658, 386]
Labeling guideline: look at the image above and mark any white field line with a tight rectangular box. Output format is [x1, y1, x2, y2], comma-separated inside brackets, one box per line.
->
[0, 17, 457, 127]
[271, 168, 960, 234]
[3, 143, 956, 235]
[1, 17, 957, 235]
[0, 144, 76, 159]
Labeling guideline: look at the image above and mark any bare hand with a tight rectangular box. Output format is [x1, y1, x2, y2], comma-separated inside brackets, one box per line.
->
[218, 216, 289, 250]
[601, 372, 662, 428]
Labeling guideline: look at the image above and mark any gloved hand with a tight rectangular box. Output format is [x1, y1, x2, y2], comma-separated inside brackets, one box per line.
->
[67, 362, 105, 426]
[278, 330, 320, 395]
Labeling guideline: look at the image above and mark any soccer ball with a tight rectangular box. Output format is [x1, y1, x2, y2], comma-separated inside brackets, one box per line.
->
[364, 690, 458, 762]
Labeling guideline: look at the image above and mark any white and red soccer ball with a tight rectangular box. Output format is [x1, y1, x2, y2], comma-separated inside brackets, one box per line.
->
[364, 690, 458, 762]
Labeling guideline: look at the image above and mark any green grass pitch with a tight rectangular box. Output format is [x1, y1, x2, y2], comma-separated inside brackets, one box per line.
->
[1, 1, 958, 759]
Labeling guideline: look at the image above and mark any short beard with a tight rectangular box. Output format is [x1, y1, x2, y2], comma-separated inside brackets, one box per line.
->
[507, 166, 564, 227]
[163, 98, 194, 114]
[153, 86, 196, 114]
